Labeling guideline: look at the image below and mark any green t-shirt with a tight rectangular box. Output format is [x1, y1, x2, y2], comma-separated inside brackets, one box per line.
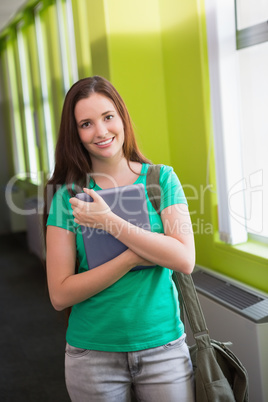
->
[47, 164, 188, 351]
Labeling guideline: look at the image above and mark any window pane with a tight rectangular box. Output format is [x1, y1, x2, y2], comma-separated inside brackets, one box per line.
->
[35, 2, 64, 140]
[66, 0, 78, 83]
[56, 0, 78, 92]
[238, 41, 268, 237]
[17, 27, 40, 183]
[34, 6, 56, 175]
[236, 0, 268, 30]
[26, 20, 51, 174]
[5, 41, 26, 177]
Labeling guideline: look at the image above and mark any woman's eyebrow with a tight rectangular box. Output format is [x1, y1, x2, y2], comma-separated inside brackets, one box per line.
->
[78, 117, 91, 124]
[78, 110, 115, 125]
[101, 110, 115, 116]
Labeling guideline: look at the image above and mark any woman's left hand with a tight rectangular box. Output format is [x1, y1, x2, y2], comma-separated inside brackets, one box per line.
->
[69, 188, 112, 228]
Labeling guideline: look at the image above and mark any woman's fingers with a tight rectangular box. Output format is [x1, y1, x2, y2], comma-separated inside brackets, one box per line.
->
[69, 188, 111, 226]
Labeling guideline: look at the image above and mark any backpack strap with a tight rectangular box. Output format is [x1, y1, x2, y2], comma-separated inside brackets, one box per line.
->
[146, 164, 162, 215]
[146, 163, 186, 323]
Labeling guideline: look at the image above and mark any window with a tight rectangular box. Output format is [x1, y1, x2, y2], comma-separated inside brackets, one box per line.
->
[235, 1, 268, 240]
[34, 4, 56, 175]
[4, 37, 26, 178]
[236, 0, 268, 47]
[17, 23, 40, 184]
[205, 0, 268, 244]
[0, 0, 82, 182]
[56, 0, 78, 92]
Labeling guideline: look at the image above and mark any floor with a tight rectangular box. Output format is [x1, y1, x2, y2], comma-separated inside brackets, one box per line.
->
[0, 232, 71, 402]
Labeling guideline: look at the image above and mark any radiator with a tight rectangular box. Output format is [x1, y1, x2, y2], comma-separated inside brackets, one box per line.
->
[184, 266, 268, 402]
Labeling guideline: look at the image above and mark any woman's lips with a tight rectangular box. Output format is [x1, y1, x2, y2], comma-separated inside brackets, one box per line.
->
[95, 137, 114, 147]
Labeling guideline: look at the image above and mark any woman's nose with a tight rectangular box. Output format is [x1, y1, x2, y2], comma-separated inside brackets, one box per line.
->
[95, 122, 107, 137]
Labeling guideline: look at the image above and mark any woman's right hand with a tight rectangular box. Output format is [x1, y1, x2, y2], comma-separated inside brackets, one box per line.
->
[127, 249, 155, 267]
[127, 234, 166, 268]
[46, 227, 154, 311]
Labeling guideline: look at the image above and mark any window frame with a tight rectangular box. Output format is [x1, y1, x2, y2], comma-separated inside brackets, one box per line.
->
[205, 0, 248, 245]
[235, 0, 268, 242]
[235, 0, 268, 49]
[205, 0, 268, 245]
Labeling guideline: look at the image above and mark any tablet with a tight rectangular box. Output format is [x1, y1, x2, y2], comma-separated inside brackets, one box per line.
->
[76, 183, 155, 271]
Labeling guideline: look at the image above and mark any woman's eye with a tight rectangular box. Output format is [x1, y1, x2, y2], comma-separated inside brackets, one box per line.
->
[81, 122, 91, 128]
[105, 115, 113, 121]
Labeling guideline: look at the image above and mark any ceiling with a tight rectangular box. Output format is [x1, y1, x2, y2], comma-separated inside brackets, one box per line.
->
[0, 0, 27, 33]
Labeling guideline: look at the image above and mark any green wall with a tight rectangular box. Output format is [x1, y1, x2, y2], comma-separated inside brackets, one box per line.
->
[105, 0, 170, 165]
[101, 0, 268, 292]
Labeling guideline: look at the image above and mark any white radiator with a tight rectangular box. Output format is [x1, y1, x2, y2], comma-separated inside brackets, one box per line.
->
[184, 266, 268, 402]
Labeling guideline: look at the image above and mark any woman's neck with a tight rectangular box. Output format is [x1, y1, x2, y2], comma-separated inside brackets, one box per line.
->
[91, 155, 128, 175]
[90, 157, 142, 188]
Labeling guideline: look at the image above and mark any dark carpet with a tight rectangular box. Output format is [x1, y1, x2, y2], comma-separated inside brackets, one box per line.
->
[0, 232, 71, 402]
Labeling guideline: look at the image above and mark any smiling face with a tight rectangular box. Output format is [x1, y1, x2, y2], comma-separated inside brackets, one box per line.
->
[74, 93, 125, 165]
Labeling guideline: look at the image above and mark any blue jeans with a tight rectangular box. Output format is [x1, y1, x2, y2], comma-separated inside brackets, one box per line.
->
[65, 333, 195, 402]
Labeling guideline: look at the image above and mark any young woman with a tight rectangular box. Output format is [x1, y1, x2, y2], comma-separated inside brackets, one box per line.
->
[44, 76, 195, 402]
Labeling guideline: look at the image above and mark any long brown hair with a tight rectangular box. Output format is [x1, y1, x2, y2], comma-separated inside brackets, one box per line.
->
[43, 76, 150, 230]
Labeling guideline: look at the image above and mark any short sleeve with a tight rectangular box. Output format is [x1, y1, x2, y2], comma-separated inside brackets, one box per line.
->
[46, 186, 77, 233]
[159, 165, 187, 212]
